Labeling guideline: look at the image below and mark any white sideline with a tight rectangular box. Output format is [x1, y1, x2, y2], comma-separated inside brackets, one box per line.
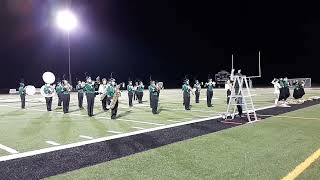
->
[0, 105, 275, 162]
[45, 141, 60, 146]
[79, 135, 94, 140]
[0, 144, 18, 154]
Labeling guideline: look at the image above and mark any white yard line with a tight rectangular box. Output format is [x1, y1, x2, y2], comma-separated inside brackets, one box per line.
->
[45, 141, 60, 146]
[1, 104, 165, 126]
[107, 130, 122, 134]
[167, 120, 183, 123]
[79, 135, 94, 140]
[0, 104, 275, 162]
[132, 126, 146, 130]
[0, 144, 19, 154]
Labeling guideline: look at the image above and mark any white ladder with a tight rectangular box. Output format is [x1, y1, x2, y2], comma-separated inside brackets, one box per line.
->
[226, 75, 257, 122]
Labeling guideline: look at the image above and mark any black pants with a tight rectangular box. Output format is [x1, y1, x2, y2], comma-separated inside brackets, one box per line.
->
[86, 93, 95, 117]
[207, 90, 213, 107]
[134, 92, 137, 100]
[151, 94, 159, 114]
[149, 93, 152, 108]
[183, 92, 190, 110]
[111, 100, 118, 119]
[236, 97, 243, 117]
[78, 92, 83, 108]
[128, 92, 133, 107]
[101, 96, 108, 110]
[20, 94, 25, 109]
[227, 89, 231, 104]
[137, 92, 143, 103]
[57, 93, 63, 107]
[195, 91, 200, 103]
[62, 93, 70, 113]
[45, 97, 52, 111]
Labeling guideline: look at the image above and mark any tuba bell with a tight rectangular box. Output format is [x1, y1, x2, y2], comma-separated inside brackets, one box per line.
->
[40, 72, 56, 97]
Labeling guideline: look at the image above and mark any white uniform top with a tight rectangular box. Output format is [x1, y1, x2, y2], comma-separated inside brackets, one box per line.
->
[98, 84, 108, 94]
[225, 83, 231, 91]
[272, 82, 281, 94]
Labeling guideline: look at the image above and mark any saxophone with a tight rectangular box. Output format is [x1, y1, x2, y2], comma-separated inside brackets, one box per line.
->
[110, 83, 123, 109]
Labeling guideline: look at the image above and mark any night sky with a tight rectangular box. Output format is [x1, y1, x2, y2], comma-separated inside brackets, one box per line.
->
[0, 0, 319, 89]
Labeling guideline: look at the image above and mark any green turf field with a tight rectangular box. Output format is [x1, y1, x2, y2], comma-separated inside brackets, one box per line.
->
[1, 88, 320, 179]
[48, 103, 320, 180]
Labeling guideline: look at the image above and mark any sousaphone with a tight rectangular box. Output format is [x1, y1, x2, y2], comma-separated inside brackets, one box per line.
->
[40, 72, 56, 97]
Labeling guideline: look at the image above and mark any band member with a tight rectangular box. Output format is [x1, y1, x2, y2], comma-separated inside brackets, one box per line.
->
[293, 80, 305, 99]
[150, 80, 160, 114]
[236, 96, 243, 117]
[148, 80, 152, 108]
[225, 80, 232, 104]
[234, 69, 242, 95]
[62, 80, 72, 113]
[55, 81, 63, 108]
[84, 76, 95, 117]
[283, 77, 290, 100]
[99, 78, 109, 110]
[193, 80, 201, 103]
[107, 78, 118, 119]
[18, 81, 26, 109]
[127, 80, 134, 107]
[94, 76, 101, 95]
[205, 78, 216, 107]
[136, 81, 144, 103]
[44, 83, 54, 111]
[133, 81, 138, 101]
[182, 79, 192, 110]
[76, 80, 84, 109]
[271, 78, 281, 105]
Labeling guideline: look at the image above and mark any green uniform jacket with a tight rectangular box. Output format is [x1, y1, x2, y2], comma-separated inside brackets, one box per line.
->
[76, 84, 84, 93]
[107, 85, 115, 97]
[56, 85, 64, 94]
[127, 85, 134, 93]
[150, 85, 159, 96]
[84, 83, 95, 94]
[19, 86, 25, 95]
[206, 82, 214, 91]
[137, 85, 144, 93]
[182, 84, 190, 94]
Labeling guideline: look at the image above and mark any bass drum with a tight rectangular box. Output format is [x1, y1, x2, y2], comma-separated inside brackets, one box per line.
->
[40, 85, 56, 98]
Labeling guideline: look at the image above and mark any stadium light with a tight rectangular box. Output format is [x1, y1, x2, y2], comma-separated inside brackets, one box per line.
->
[55, 9, 78, 85]
[56, 10, 78, 32]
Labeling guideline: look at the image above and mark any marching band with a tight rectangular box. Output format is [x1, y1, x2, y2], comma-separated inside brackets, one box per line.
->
[17, 69, 307, 119]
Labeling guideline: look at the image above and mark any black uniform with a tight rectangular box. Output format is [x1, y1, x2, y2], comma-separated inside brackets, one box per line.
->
[236, 96, 243, 117]
[107, 84, 118, 119]
[76, 83, 84, 108]
[18, 83, 25, 109]
[205, 82, 215, 107]
[84, 82, 95, 117]
[127, 83, 134, 107]
[56, 83, 63, 107]
[182, 83, 191, 110]
[193, 82, 201, 103]
[62, 84, 71, 113]
[43, 84, 54, 111]
[293, 82, 305, 99]
[150, 84, 159, 114]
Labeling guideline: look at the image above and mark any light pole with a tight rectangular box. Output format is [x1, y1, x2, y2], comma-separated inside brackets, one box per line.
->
[56, 9, 78, 85]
